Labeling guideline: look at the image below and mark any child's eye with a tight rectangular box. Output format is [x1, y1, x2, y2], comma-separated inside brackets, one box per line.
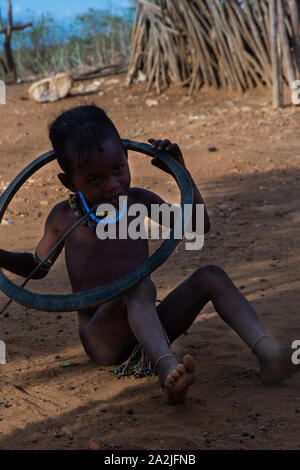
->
[113, 164, 124, 174]
[89, 177, 100, 185]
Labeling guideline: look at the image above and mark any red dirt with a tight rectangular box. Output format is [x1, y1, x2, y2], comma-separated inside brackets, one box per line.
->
[0, 77, 300, 449]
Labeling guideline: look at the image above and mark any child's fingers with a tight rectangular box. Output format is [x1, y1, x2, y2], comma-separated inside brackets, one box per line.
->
[158, 139, 171, 150]
[165, 143, 178, 151]
[149, 139, 161, 145]
[148, 138, 160, 146]
[148, 139, 160, 150]
[148, 138, 173, 151]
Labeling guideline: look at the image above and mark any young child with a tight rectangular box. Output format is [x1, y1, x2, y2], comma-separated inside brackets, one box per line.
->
[0, 104, 299, 405]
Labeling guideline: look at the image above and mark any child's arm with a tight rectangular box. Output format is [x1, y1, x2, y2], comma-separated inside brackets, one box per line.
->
[140, 138, 210, 233]
[0, 203, 66, 279]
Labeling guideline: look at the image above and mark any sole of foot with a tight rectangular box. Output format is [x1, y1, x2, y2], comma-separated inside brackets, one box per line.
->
[165, 354, 196, 405]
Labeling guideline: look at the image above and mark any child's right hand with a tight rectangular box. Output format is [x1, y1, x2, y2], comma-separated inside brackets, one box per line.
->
[148, 138, 186, 175]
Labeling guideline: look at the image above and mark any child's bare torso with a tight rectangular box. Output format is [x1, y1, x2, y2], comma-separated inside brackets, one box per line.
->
[53, 190, 150, 324]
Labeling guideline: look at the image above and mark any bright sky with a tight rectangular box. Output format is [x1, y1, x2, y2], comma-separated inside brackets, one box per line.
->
[0, 0, 134, 21]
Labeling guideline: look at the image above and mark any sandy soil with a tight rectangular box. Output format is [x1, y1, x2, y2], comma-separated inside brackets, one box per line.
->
[0, 76, 300, 450]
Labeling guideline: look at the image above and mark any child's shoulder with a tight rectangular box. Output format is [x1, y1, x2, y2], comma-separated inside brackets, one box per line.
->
[48, 199, 70, 217]
[45, 199, 70, 233]
[128, 187, 152, 205]
[129, 187, 145, 199]
[129, 187, 166, 206]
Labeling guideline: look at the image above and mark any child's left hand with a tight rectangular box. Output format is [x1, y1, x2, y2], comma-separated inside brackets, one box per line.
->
[148, 138, 186, 174]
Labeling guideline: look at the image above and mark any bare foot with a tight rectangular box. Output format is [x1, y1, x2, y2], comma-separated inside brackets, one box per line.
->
[259, 346, 300, 386]
[164, 354, 196, 405]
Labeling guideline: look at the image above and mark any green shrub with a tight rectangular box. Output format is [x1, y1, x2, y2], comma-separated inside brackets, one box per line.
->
[0, 6, 135, 79]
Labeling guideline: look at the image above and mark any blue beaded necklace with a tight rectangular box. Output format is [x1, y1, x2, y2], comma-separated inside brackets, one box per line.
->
[78, 191, 126, 226]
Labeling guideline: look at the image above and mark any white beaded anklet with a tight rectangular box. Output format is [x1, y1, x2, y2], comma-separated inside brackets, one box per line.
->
[251, 334, 271, 353]
[154, 353, 174, 372]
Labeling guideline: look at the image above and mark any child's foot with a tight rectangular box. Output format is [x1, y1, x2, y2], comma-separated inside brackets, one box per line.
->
[164, 354, 196, 405]
[259, 346, 300, 386]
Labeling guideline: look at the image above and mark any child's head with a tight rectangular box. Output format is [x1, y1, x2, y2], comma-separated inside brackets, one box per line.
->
[49, 104, 130, 205]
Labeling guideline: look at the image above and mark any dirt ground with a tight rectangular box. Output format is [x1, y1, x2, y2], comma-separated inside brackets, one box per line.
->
[0, 75, 300, 450]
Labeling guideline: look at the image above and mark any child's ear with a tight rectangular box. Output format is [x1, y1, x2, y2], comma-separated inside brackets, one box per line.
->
[122, 142, 128, 160]
[57, 173, 76, 192]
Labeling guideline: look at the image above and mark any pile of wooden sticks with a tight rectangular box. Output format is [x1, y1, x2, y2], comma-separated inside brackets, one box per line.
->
[127, 0, 300, 95]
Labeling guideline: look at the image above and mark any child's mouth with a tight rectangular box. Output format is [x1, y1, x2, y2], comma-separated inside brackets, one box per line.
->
[102, 193, 126, 205]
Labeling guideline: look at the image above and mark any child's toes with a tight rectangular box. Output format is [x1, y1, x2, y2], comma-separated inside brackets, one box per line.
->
[164, 355, 196, 405]
[176, 364, 185, 375]
[182, 354, 196, 373]
[167, 374, 176, 385]
[171, 369, 181, 379]
[167, 368, 181, 386]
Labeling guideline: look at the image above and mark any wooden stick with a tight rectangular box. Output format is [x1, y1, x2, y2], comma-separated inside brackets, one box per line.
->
[0, 0, 32, 81]
[269, 0, 283, 108]
[288, 0, 300, 76]
[0, 56, 7, 74]
[126, 0, 299, 95]
[277, 0, 296, 89]
[0, 21, 32, 35]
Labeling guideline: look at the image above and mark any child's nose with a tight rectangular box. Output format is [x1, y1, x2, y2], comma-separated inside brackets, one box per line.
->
[103, 175, 120, 193]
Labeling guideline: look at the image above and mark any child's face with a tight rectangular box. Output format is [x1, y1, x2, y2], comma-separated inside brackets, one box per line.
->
[67, 136, 131, 206]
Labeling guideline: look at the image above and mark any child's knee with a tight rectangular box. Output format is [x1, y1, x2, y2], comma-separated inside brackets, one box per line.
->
[190, 265, 229, 293]
[79, 324, 91, 351]
[125, 277, 157, 304]
[79, 325, 113, 365]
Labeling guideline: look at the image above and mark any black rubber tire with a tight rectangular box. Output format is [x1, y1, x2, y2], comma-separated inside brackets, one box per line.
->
[0, 139, 193, 312]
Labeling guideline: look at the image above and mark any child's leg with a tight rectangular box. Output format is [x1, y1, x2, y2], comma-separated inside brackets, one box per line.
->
[124, 277, 196, 404]
[78, 298, 139, 365]
[156, 265, 300, 385]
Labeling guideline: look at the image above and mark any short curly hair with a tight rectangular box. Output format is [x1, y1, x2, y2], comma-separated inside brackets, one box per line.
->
[48, 104, 121, 175]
